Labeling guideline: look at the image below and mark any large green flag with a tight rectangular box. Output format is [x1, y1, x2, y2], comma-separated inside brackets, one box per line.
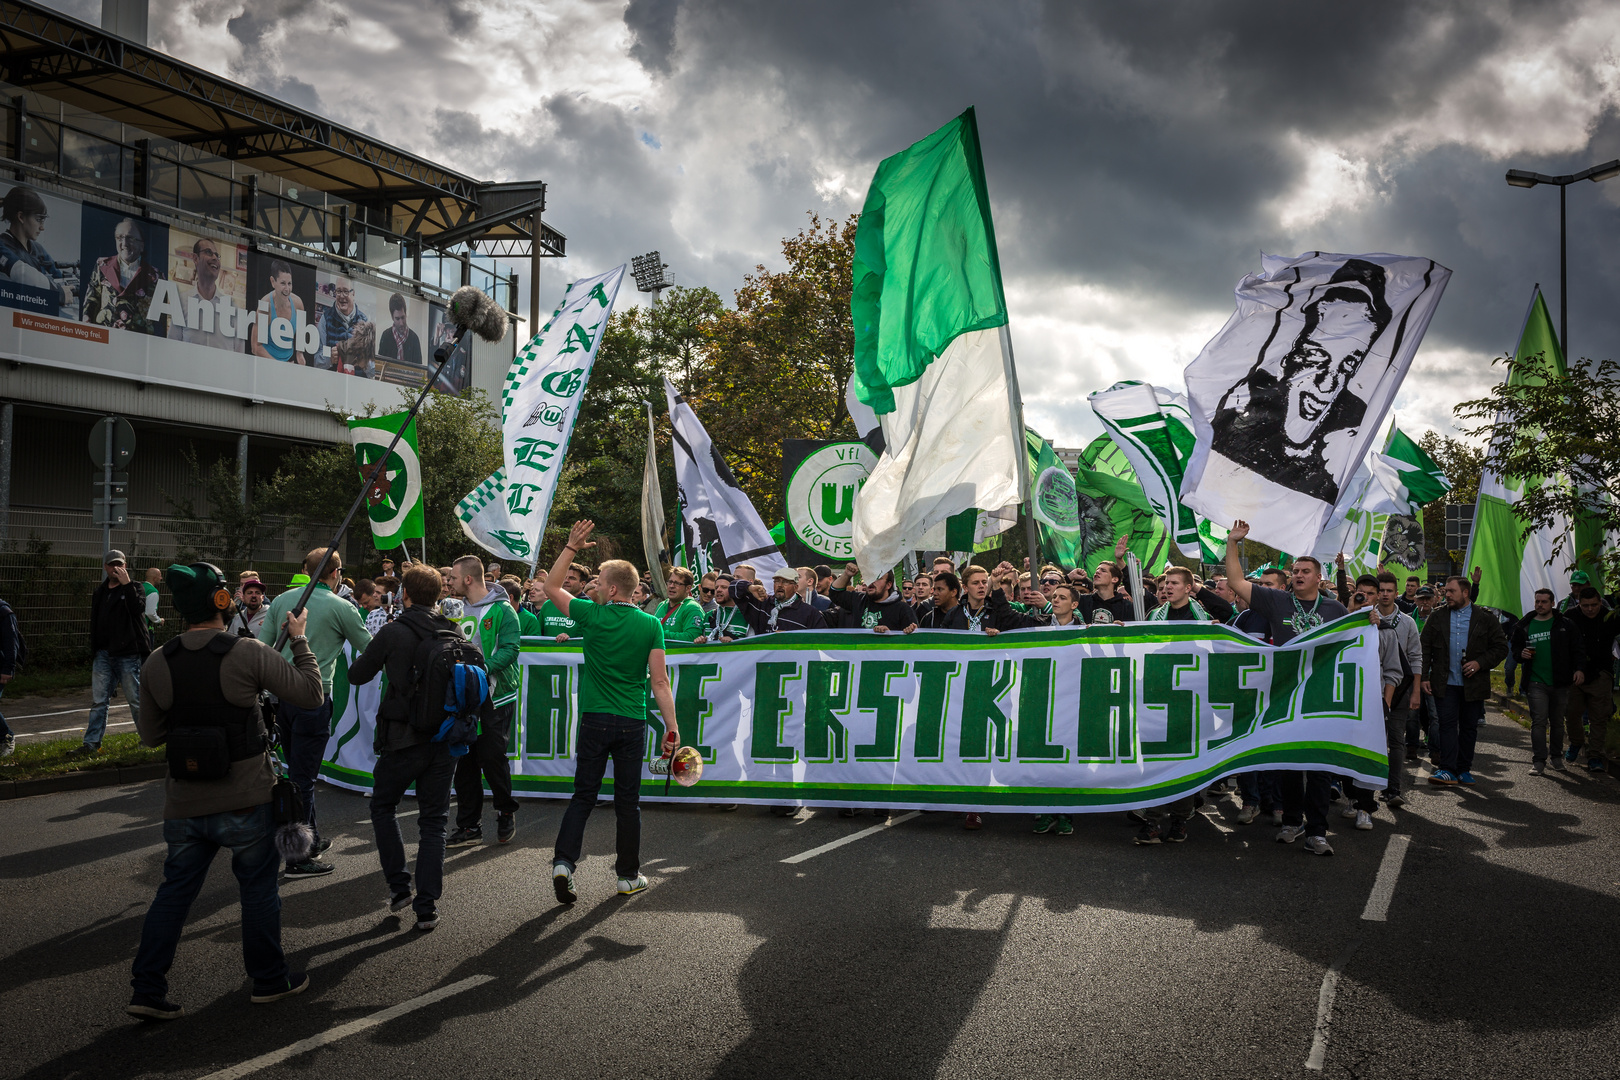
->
[1466, 287, 1578, 616]
[1074, 435, 1172, 571]
[850, 108, 1022, 574]
[350, 412, 424, 550]
[1381, 424, 1451, 511]
[1026, 428, 1085, 568]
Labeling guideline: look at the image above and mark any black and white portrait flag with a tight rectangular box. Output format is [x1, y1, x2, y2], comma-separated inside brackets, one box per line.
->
[1180, 251, 1450, 555]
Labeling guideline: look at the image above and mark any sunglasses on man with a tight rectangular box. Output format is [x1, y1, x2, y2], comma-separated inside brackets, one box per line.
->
[699, 586, 715, 596]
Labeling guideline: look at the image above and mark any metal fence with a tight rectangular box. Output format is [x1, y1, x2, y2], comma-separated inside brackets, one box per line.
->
[0, 509, 362, 669]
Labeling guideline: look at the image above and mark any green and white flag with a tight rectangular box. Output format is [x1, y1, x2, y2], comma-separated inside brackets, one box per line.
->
[1466, 286, 1576, 617]
[1074, 435, 1172, 571]
[458, 265, 625, 565]
[1378, 424, 1450, 512]
[349, 412, 424, 550]
[1027, 428, 1085, 568]
[1088, 381, 1227, 561]
[850, 108, 1023, 575]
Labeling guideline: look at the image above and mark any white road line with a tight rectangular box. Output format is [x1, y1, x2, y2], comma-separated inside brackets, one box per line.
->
[197, 974, 493, 1080]
[16, 720, 134, 739]
[6, 704, 125, 721]
[1360, 834, 1412, 922]
[781, 811, 919, 864]
[1304, 937, 1362, 1072]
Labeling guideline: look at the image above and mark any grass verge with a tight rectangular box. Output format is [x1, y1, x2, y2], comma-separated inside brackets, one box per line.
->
[7, 664, 94, 697]
[0, 732, 162, 784]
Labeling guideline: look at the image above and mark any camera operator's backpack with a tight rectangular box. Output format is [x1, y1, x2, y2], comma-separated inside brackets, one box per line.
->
[405, 624, 489, 756]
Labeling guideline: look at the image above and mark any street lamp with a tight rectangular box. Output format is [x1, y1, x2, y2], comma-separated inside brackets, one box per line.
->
[1503, 158, 1620, 357]
[631, 251, 674, 306]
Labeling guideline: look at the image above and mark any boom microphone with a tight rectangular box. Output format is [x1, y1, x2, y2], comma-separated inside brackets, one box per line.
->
[447, 285, 509, 344]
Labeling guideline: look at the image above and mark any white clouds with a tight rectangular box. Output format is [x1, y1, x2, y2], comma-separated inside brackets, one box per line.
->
[1266, 134, 1383, 232]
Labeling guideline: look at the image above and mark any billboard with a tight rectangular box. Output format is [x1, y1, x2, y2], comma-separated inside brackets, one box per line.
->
[0, 178, 474, 407]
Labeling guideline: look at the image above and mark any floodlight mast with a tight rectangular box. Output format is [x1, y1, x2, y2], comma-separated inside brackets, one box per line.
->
[631, 251, 674, 306]
[1502, 158, 1620, 356]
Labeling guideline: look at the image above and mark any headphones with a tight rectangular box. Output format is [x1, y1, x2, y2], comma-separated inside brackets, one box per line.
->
[195, 562, 237, 619]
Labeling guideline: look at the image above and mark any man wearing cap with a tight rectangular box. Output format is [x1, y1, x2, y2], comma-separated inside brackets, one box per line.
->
[227, 578, 269, 638]
[81, 550, 152, 755]
[731, 565, 829, 633]
[258, 548, 371, 878]
[127, 563, 323, 1021]
[1559, 570, 1604, 614]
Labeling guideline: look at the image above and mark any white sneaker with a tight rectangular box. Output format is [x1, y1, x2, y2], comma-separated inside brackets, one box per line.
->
[1302, 835, 1335, 855]
[1, 734, 13, 758]
[1354, 810, 1373, 831]
[1340, 806, 1360, 820]
[1275, 824, 1305, 844]
[616, 874, 649, 896]
[1236, 805, 1260, 824]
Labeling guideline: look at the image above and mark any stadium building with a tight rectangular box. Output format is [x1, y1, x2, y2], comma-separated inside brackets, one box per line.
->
[0, 0, 563, 566]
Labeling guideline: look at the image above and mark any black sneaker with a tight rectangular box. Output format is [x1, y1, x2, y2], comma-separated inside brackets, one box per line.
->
[283, 860, 334, 879]
[415, 911, 439, 932]
[250, 972, 310, 1004]
[1125, 809, 1148, 824]
[389, 889, 412, 913]
[126, 996, 184, 1021]
[1164, 819, 1188, 843]
[496, 813, 516, 844]
[447, 826, 483, 848]
[311, 837, 333, 857]
[1133, 823, 1164, 845]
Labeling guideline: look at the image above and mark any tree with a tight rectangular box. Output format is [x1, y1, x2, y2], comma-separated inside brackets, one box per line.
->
[162, 444, 268, 565]
[1455, 353, 1620, 581]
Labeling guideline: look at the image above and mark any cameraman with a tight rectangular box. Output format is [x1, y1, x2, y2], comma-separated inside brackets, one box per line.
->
[128, 563, 322, 1021]
[226, 578, 268, 638]
[347, 566, 458, 932]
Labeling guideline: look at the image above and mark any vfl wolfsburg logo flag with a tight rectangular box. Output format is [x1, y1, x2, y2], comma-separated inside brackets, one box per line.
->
[782, 439, 879, 565]
[1074, 435, 1172, 571]
[458, 265, 625, 565]
[1088, 381, 1227, 561]
[1026, 428, 1085, 568]
[349, 412, 424, 550]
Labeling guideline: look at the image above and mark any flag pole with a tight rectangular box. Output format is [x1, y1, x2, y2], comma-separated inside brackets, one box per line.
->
[998, 323, 1041, 570]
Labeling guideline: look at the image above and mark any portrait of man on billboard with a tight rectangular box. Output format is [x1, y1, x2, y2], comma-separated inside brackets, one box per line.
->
[375, 291, 423, 365]
[0, 184, 74, 316]
[318, 274, 375, 375]
[81, 214, 165, 334]
[167, 236, 244, 353]
[1209, 258, 1393, 504]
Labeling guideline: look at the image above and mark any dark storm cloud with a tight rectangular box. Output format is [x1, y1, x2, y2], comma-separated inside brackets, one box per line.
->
[625, 0, 681, 75]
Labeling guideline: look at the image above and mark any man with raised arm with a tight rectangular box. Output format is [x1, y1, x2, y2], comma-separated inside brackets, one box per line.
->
[546, 520, 679, 904]
[1225, 520, 1349, 856]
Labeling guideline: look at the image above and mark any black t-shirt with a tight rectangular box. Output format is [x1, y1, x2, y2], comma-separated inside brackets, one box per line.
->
[1078, 592, 1134, 625]
[1245, 584, 1348, 645]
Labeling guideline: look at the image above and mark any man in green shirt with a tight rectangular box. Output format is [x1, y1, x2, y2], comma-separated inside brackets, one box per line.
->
[443, 555, 523, 848]
[1509, 588, 1586, 775]
[655, 566, 709, 644]
[257, 547, 372, 877]
[547, 520, 679, 904]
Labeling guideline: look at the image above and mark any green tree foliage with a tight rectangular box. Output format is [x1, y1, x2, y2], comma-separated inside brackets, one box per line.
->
[161, 444, 268, 565]
[1455, 353, 1620, 579]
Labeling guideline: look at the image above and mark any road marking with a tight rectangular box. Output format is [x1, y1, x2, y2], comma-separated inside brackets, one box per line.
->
[781, 811, 919, 864]
[5, 704, 126, 722]
[1360, 834, 1411, 922]
[197, 974, 493, 1080]
[1304, 936, 1363, 1071]
[16, 720, 134, 739]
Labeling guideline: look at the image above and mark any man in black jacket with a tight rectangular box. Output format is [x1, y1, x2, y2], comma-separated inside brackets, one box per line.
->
[1420, 576, 1510, 785]
[1509, 588, 1587, 776]
[908, 571, 969, 630]
[82, 549, 151, 754]
[346, 565, 458, 932]
[1563, 586, 1619, 772]
[731, 566, 828, 634]
[830, 564, 916, 633]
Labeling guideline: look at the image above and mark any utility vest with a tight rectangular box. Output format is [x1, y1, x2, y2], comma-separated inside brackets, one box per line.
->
[162, 633, 267, 781]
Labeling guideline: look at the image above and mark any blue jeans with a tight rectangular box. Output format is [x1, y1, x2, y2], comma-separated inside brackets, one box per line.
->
[87, 650, 142, 748]
[277, 696, 332, 866]
[1437, 685, 1485, 774]
[130, 803, 287, 1000]
[552, 712, 647, 879]
[371, 740, 457, 917]
[0, 684, 11, 739]
[1237, 771, 1282, 812]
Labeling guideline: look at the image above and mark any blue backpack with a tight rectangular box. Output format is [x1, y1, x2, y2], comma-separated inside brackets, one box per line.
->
[405, 624, 490, 756]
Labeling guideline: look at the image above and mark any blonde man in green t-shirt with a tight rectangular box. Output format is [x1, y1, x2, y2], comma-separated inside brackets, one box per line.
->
[547, 520, 679, 904]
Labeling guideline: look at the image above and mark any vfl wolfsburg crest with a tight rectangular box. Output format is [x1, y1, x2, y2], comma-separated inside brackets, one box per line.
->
[782, 440, 878, 563]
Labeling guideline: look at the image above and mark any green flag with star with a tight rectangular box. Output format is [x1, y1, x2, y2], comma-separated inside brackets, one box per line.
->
[350, 412, 424, 550]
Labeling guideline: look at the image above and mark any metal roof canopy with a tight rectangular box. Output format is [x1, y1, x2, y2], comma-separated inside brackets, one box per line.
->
[0, 0, 564, 255]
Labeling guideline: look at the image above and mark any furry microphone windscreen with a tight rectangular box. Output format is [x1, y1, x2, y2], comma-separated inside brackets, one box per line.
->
[447, 286, 509, 343]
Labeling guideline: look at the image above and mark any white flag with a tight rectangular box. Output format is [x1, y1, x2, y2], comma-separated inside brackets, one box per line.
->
[457, 266, 625, 565]
[664, 377, 787, 577]
[1181, 252, 1450, 555]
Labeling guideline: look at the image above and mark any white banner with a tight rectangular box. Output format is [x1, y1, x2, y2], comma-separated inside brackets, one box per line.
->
[457, 266, 625, 565]
[319, 615, 1386, 813]
[1181, 252, 1450, 555]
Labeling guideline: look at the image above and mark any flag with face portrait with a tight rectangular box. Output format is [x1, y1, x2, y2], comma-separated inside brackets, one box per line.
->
[1180, 252, 1450, 556]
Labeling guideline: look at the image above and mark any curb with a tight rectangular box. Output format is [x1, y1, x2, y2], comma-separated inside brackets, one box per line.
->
[0, 762, 166, 801]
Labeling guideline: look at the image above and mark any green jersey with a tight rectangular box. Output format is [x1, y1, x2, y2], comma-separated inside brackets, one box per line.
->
[655, 597, 707, 643]
[570, 598, 664, 719]
[1526, 615, 1554, 686]
[518, 605, 541, 637]
[708, 604, 753, 640]
[539, 599, 583, 639]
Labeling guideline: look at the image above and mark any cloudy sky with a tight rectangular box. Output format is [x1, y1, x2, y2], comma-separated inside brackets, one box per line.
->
[49, 0, 1620, 447]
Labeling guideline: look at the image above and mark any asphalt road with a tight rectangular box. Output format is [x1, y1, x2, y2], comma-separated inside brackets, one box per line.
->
[4, 709, 1619, 1080]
